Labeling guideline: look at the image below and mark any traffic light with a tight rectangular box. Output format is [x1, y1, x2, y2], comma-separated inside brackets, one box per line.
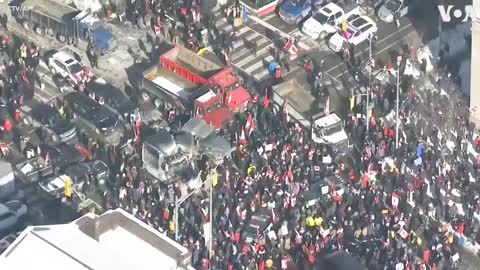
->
[64, 177, 73, 198]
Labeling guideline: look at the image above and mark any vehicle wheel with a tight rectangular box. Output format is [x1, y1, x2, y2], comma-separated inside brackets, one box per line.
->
[57, 34, 67, 43]
[22, 21, 31, 30]
[34, 26, 45, 36]
[295, 16, 303, 26]
[46, 28, 54, 36]
[318, 31, 326, 40]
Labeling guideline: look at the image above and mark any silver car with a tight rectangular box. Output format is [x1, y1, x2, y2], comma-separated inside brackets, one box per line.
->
[377, 0, 408, 23]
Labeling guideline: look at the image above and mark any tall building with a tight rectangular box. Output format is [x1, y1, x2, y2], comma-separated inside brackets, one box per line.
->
[470, 1, 480, 127]
[0, 208, 193, 270]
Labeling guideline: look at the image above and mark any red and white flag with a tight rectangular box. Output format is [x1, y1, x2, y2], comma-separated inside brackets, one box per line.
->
[239, 128, 246, 144]
[392, 192, 400, 209]
[283, 100, 290, 122]
[244, 113, 255, 135]
[325, 96, 330, 115]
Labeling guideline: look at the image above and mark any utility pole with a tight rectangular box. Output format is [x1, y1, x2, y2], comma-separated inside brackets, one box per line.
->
[174, 176, 209, 241]
[209, 171, 214, 260]
[395, 69, 400, 149]
[367, 34, 373, 132]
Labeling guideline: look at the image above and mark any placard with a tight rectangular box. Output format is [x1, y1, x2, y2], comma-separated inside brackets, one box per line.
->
[321, 186, 329, 195]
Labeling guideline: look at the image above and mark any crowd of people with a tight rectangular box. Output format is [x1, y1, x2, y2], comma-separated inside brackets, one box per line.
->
[2, 1, 480, 270]
[107, 5, 480, 270]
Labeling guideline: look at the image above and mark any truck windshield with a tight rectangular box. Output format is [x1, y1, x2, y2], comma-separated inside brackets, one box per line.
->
[324, 123, 343, 136]
[290, 0, 304, 6]
[68, 63, 83, 74]
[206, 102, 222, 113]
[313, 12, 329, 24]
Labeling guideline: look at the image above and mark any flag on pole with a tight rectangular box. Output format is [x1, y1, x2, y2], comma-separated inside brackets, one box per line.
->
[283, 100, 290, 122]
[245, 113, 255, 135]
[325, 96, 330, 115]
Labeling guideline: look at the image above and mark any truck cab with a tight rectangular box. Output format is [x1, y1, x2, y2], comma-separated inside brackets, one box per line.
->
[75, 11, 115, 55]
[209, 67, 251, 113]
[311, 113, 350, 156]
[142, 130, 193, 183]
[194, 91, 232, 129]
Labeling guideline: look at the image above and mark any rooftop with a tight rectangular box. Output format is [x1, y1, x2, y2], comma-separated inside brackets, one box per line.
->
[0, 208, 192, 270]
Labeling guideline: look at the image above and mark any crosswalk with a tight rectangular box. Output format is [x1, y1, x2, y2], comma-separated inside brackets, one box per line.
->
[212, 12, 299, 81]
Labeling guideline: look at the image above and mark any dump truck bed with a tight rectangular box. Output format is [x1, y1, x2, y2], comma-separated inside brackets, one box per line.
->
[143, 65, 208, 101]
[22, 0, 80, 21]
[160, 46, 224, 84]
[272, 79, 317, 127]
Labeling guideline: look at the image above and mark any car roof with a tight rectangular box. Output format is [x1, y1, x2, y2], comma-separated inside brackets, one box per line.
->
[32, 103, 57, 117]
[65, 92, 101, 110]
[322, 3, 342, 14]
[0, 204, 9, 215]
[52, 51, 77, 65]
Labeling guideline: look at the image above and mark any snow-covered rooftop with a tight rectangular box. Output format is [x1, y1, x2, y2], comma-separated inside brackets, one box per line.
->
[0, 209, 191, 270]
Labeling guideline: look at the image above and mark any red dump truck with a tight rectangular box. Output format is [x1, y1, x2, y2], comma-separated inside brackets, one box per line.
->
[142, 46, 250, 129]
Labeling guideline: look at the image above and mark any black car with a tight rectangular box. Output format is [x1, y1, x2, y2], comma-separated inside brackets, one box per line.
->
[30, 103, 77, 143]
[86, 78, 138, 122]
[64, 160, 109, 183]
[44, 143, 90, 173]
[63, 92, 123, 145]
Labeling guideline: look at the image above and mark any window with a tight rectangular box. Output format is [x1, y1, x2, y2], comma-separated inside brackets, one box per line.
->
[0, 212, 14, 221]
[334, 12, 342, 19]
[144, 146, 159, 169]
[54, 60, 68, 73]
[361, 24, 373, 33]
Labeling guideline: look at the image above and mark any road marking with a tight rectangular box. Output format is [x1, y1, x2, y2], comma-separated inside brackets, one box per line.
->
[248, 15, 313, 50]
[324, 22, 413, 75]
[244, 55, 274, 73]
[263, 13, 277, 21]
[234, 44, 271, 66]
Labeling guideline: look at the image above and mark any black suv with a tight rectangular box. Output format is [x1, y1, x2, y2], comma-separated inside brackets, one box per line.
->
[63, 92, 123, 145]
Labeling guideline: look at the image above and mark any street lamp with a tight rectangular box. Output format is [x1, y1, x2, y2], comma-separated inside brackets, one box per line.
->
[366, 34, 374, 132]
[378, 67, 401, 149]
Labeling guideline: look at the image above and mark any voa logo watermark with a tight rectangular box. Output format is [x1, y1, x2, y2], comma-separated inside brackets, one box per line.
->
[438, 5, 478, 22]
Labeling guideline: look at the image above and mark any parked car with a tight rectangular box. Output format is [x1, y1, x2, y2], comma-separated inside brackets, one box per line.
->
[328, 14, 377, 52]
[63, 92, 124, 145]
[243, 209, 273, 244]
[44, 143, 91, 173]
[29, 103, 77, 143]
[38, 174, 78, 199]
[302, 3, 359, 40]
[377, 0, 408, 23]
[85, 78, 138, 123]
[65, 160, 109, 184]
[0, 201, 28, 232]
[279, 0, 325, 25]
[47, 51, 85, 85]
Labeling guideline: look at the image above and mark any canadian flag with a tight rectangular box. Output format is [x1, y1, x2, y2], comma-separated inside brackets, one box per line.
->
[283, 100, 290, 122]
[239, 128, 246, 144]
[392, 192, 400, 209]
[325, 96, 330, 115]
[244, 113, 255, 135]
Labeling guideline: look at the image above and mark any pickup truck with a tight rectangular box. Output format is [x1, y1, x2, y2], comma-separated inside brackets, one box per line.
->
[271, 79, 351, 156]
[302, 3, 360, 40]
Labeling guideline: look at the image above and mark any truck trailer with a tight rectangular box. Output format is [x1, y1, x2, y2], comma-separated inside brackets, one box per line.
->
[11, 0, 115, 55]
[142, 46, 250, 129]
